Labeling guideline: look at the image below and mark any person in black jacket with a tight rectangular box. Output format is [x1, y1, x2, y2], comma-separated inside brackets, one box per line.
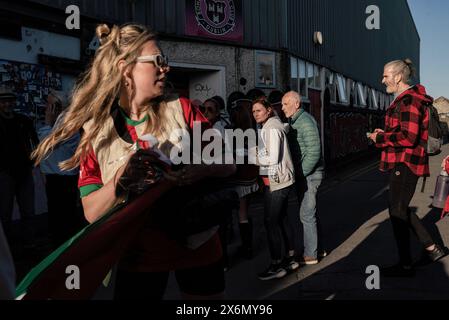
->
[0, 86, 38, 245]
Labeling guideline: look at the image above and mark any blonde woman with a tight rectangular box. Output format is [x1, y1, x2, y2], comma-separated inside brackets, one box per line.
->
[33, 24, 236, 299]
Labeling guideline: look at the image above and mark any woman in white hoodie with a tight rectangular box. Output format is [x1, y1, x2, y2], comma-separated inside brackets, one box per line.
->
[252, 98, 298, 281]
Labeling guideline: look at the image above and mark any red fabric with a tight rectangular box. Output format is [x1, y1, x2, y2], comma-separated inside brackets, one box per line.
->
[78, 146, 103, 188]
[77, 97, 221, 273]
[23, 179, 173, 300]
[376, 85, 432, 177]
[261, 176, 270, 186]
[179, 96, 211, 130]
[127, 124, 139, 146]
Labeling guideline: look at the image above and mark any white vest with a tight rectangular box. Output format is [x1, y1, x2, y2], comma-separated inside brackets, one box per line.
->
[83, 98, 188, 185]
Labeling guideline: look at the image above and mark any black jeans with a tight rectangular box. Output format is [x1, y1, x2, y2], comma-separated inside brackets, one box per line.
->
[0, 169, 35, 235]
[388, 164, 434, 265]
[263, 185, 295, 261]
[45, 174, 86, 248]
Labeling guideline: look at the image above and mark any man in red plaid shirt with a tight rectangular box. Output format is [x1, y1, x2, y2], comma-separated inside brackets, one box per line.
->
[369, 59, 447, 277]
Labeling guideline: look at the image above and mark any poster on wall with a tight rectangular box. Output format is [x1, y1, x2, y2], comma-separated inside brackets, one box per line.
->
[0, 59, 62, 120]
[185, 0, 243, 42]
[255, 51, 276, 88]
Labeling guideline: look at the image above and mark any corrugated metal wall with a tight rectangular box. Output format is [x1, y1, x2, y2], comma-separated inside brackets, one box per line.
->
[285, 0, 420, 90]
[132, 0, 183, 34]
[242, 0, 283, 49]
[28, 0, 132, 23]
[27, 0, 419, 90]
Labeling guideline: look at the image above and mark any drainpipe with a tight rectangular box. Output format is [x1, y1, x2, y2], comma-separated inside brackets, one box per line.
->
[129, 0, 136, 21]
[320, 69, 326, 163]
[235, 47, 241, 92]
[320, 87, 326, 164]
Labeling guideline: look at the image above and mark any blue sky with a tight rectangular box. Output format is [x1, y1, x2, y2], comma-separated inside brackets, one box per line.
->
[408, 0, 449, 99]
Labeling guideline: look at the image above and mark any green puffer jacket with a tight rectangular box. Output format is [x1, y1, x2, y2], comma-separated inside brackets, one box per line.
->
[288, 109, 324, 177]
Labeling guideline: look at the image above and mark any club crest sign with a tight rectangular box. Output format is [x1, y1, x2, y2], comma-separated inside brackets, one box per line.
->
[194, 0, 236, 36]
[186, 0, 243, 42]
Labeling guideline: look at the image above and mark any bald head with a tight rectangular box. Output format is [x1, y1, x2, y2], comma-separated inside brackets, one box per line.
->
[281, 91, 301, 118]
[284, 91, 301, 103]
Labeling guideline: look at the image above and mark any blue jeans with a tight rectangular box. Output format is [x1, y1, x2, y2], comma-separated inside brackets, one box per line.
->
[295, 170, 323, 258]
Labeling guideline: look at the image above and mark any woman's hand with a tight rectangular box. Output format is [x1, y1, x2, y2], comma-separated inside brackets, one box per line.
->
[115, 149, 164, 196]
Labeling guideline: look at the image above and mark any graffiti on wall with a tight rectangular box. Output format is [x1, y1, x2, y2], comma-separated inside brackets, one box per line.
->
[0, 59, 62, 118]
[327, 112, 370, 160]
[194, 82, 216, 100]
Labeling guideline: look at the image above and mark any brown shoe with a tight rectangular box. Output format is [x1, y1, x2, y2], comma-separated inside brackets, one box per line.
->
[300, 256, 319, 265]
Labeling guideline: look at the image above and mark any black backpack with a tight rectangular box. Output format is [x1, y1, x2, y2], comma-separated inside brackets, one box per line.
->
[425, 102, 444, 156]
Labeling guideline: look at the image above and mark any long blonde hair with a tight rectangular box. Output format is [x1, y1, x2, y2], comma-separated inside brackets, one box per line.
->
[33, 23, 175, 170]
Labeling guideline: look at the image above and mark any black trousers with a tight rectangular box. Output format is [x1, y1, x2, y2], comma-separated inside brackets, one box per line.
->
[388, 164, 434, 265]
[45, 174, 86, 248]
[264, 186, 295, 261]
[0, 169, 35, 229]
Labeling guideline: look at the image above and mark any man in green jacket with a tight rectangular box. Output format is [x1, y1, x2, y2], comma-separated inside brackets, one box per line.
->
[282, 91, 325, 265]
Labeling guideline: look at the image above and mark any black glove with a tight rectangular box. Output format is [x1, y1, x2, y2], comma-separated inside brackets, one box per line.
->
[115, 149, 165, 198]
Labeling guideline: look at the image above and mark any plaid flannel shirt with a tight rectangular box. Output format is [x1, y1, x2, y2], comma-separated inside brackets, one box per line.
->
[376, 85, 433, 177]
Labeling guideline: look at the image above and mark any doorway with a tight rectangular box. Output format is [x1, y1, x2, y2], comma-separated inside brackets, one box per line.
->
[167, 62, 226, 103]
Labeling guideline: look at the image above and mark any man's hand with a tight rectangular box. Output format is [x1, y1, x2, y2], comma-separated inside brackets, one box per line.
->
[441, 156, 449, 169]
[369, 132, 378, 143]
[369, 129, 384, 143]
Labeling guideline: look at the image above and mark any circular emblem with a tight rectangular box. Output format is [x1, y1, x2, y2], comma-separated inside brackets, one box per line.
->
[194, 0, 236, 36]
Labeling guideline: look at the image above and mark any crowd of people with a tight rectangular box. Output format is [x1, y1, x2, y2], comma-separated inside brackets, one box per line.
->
[0, 23, 448, 300]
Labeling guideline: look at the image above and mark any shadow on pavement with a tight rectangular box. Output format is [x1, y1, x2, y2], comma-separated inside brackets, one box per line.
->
[268, 198, 449, 300]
